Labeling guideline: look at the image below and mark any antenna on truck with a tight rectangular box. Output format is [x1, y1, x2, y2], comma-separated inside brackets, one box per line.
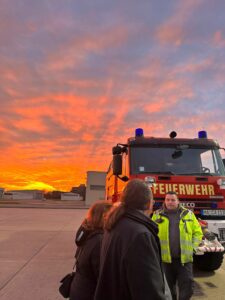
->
[169, 131, 177, 138]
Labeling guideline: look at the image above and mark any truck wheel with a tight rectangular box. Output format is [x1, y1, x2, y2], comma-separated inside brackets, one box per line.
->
[193, 252, 224, 271]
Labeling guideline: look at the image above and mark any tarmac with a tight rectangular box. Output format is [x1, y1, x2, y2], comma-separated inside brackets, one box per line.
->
[0, 205, 87, 300]
[0, 202, 225, 300]
[0, 199, 89, 209]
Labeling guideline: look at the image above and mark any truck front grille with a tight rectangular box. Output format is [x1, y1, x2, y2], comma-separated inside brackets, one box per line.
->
[154, 198, 221, 210]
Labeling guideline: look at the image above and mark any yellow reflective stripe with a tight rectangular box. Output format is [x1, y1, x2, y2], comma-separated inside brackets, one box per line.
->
[193, 237, 201, 242]
[180, 238, 192, 243]
[181, 249, 193, 254]
[161, 249, 170, 255]
[180, 247, 193, 253]
[159, 240, 168, 245]
[180, 240, 193, 246]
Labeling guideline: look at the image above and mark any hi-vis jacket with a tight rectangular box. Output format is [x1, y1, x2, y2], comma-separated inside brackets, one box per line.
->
[152, 206, 203, 264]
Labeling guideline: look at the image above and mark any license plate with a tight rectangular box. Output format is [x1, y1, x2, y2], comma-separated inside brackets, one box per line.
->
[201, 209, 225, 216]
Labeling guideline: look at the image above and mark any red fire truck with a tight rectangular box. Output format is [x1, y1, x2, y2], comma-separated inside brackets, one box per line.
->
[106, 128, 225, 271]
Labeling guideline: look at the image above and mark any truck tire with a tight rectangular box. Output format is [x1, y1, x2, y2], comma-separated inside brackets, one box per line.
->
[193, 252, 224, 271]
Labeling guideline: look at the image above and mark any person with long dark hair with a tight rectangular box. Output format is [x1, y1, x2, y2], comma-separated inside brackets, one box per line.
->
[94, 179, 166, 300]
[69, 200, 112, 300]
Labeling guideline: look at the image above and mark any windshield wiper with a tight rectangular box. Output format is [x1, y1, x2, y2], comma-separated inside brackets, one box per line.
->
[139, 171, 175, 175]
[176, 172, 213, 176]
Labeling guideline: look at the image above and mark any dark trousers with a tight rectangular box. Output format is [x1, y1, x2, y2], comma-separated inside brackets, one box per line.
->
[163, 259, 194, 300]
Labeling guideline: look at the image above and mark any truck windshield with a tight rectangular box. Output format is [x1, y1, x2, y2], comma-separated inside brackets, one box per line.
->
[130, 147, 225, 176]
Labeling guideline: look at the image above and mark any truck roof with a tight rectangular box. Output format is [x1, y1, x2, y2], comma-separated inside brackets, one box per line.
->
[127, 137, 220, 148]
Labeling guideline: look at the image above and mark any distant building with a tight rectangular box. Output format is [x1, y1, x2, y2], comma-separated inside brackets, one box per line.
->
[61, 192, 83, 201]
[3, 192, 13, 200]
[3, 190, 44, 200]
[85, 171, 106, 206]
[71, 184, 86, 200]
[0, 188, 4, 199]
[49, 191, 61, 199]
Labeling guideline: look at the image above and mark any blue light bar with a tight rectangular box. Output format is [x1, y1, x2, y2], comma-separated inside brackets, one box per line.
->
[135, 128, 144, 137]
[198, 130, 207, 138]
[211, 202, 217, 209]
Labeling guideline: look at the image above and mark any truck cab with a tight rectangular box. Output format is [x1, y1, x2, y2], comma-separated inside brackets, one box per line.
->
[106, 129, 225, 271]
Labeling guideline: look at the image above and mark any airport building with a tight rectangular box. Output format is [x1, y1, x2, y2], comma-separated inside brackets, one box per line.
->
[3, 190, 44, 200]
[61, 192, 83, 201]
[85, 171, 106, 205]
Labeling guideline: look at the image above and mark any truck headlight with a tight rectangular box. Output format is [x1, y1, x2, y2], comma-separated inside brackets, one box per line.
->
[217, 178, 225, 189]
[145, 176, 156, 186]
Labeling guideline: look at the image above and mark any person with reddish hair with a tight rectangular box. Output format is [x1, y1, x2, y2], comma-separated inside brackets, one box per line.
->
[69, 200, 112, 300]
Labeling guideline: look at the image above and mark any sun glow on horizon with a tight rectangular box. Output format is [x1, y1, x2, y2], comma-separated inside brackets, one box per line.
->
[1, 181, 56, 192]
[22, 181, 56, 191]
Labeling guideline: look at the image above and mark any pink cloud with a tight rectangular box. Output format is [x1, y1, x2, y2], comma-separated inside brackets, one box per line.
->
[213, 31, 225, 48]
[155, 0, 204, 45]
[45, 25, 129, 71]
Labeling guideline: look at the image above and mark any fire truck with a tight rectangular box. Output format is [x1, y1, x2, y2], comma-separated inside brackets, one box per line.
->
[106, 128, 225, 271]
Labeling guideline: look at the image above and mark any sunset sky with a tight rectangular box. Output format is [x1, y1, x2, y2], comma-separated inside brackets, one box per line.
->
[0, 0, 225, 191]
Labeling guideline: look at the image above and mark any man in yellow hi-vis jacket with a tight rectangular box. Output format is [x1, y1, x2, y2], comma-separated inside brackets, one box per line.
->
[152, 191, 203, 300]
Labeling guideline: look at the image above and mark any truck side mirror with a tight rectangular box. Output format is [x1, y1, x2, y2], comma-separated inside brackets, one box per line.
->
[112, 146, 122, 155]
[223, 159, 225, 167]
[113, 154, 122, 175]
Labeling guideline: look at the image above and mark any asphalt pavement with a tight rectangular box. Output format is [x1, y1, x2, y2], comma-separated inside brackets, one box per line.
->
[0, 199, 88, 209]
[0, 206, 224, 300]
[0, 207, 87, 300]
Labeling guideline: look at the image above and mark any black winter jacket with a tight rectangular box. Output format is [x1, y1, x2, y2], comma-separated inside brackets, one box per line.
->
[94, 209, 166, 300]
[69, 224, 103, 300]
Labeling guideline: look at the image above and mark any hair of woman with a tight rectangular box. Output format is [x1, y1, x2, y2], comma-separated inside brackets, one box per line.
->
[85, 200, 112, 230]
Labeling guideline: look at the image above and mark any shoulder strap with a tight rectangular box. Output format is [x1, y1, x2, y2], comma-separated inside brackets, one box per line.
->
[72, 246, 83, 272]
